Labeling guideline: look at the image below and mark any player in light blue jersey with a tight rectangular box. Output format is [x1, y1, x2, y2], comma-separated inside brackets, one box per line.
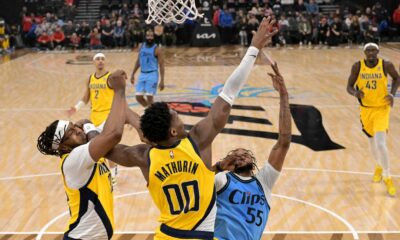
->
[213, 63, 292, 240]
[130, 28, 165, 107]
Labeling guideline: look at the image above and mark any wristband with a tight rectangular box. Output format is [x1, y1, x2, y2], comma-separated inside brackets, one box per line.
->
[83, 123, 97, 134]
[74, 100, 85, 111]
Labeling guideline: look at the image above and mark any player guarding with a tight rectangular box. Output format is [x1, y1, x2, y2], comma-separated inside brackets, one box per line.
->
[130, 28, 165, 107]
[347, 43, 400, 196]
[212, 63, 291, 240]
[105, 17, 278, 239]
[37, 70, 128, 240]
[67, 53, 142, 185]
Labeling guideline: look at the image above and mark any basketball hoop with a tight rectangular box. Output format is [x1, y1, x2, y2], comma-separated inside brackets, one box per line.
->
[145, 0, 203, 24]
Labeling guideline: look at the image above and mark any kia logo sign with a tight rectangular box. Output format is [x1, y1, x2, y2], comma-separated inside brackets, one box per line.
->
[196, 33, 217, 39]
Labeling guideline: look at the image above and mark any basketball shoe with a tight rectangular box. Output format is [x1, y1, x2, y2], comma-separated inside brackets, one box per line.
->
[383, 177, 396, 197]
[373, 166, 382, 183]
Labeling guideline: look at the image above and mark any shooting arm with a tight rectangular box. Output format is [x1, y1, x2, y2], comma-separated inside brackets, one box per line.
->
[267, 90, 291, 171]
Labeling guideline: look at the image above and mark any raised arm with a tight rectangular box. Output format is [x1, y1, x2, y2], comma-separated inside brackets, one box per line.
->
[67, 77, 90, 117]
[106, 144, 149, 167]
[88, 70, 127, 161]
[156, 47, 165, 91]
[267, 63, 291, 171]
[189, 17, 278, 168]
[346, 62, 364, 99]
[106, 144, 151, 181]
[384, 61, 400, 107]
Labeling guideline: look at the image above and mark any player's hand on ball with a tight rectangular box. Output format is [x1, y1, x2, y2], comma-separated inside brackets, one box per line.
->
[110, 70, 127, 90]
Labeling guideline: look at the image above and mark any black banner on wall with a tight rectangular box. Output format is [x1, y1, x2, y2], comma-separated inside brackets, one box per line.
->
[192, 23, 221, 47]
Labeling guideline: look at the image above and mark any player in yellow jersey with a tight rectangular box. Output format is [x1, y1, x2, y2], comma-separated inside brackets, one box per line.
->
[104, 17, 278, 239]
[37, 70, 132, 239]
[67, 53, 142, 185]
[0, 19, 11, 54]
[347, 43, 400, 197]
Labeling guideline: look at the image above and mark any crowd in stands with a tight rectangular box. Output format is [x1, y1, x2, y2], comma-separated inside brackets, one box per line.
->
[1, 0, 400, 53]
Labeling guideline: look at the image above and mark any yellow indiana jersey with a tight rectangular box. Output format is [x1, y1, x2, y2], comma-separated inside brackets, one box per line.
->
[148, 136, 216, 240]
[60, 155, 114, 239]
[355, 59, 388, 107]
[89, 72, 114, 126]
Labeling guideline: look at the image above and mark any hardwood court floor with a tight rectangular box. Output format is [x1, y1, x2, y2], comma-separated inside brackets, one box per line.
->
[0, 45, 399, 240]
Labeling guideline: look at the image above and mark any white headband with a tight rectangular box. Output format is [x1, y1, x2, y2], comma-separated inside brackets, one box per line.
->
[93, 53, 105, 60]
[52, 120, 71, 150]
[363, 43, 379, 51]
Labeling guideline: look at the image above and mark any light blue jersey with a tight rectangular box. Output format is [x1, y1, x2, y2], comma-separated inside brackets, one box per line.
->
[215, 172, 270, 240]
[139, 43, 158, 73]
[136, 43, 159, 95]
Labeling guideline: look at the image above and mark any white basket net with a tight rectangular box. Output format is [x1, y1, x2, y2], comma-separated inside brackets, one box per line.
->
[145, 0, 203, 24]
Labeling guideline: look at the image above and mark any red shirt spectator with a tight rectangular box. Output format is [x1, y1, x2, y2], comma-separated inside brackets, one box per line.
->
[34, 15, 43, 24]
[53, 28, 65, 43]
[393, 4, 400, 24]
[100, 17, 107, 26]
[66, 0, 74, 6]
[90, 28, 101, 46]
[213, 8, 221, 26]
[38, 33, 52, 44]
[70, 33, 81, 47]
[22, 15, 33, 32]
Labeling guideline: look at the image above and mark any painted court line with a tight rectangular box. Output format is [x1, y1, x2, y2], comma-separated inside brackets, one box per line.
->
[35, 190, 149, 240]
[0, 104, 363, 112]
[2, 231, 400, 235]
[284, 167, 400, 178]
[2, 167, 399, 181]
[0, 168, 140, 181]
[36, 191, 361, 239]
[273, 194, 359, 240]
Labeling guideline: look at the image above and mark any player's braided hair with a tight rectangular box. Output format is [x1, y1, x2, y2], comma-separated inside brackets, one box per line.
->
[140, 102, 172, 143]
[223, 148, 259, 174]
[37, 120, 63, 156]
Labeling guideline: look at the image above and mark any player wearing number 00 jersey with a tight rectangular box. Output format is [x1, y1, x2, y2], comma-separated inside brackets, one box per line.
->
[104, 17, 279, 239]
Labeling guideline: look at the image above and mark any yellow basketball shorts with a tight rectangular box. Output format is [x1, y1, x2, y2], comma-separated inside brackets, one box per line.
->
[90, 110, 110, 127]
[0, 37, 9, 50]
[359, 105, 390, 137]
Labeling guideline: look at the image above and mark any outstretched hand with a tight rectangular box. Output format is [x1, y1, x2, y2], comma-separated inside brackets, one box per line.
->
[251, 16, 278, 50]
[268, 63, 288, 96]
[66, 107, 77, 117]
